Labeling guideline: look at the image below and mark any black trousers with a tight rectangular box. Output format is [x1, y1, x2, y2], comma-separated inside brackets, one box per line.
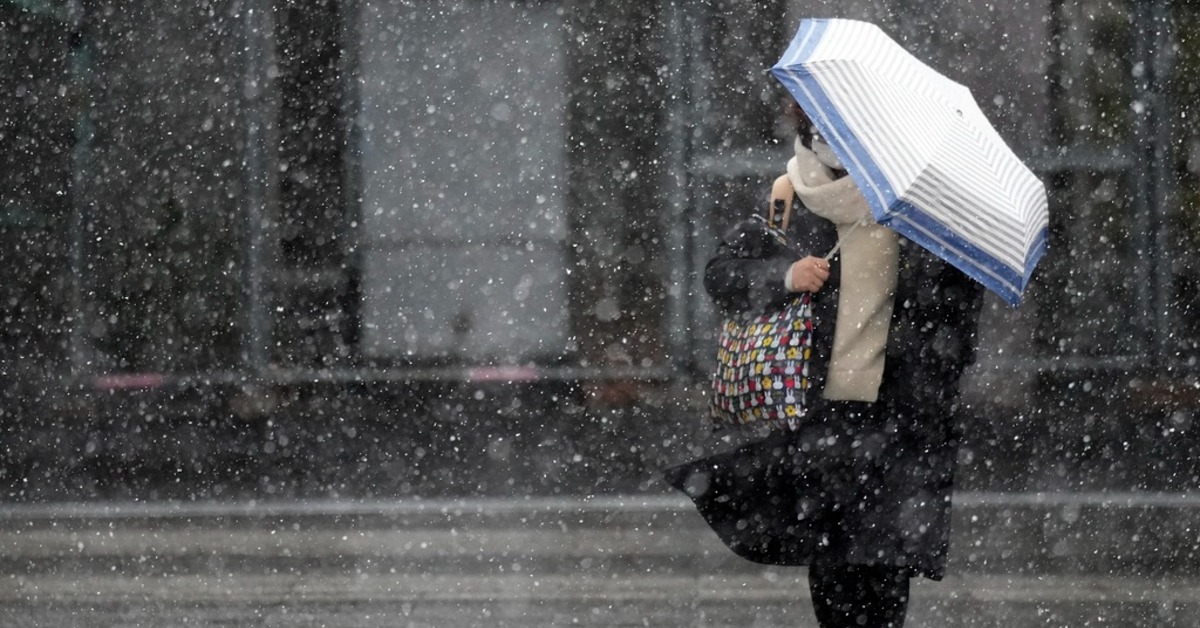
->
[808, 562, 910, 628]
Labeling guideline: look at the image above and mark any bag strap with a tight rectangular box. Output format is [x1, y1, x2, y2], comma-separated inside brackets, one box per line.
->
[769, 173, 868, 261]
[769, 174, 794, 231]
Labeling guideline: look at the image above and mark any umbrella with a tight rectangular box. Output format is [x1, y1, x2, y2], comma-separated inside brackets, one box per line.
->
[771, 18, 1048, 306]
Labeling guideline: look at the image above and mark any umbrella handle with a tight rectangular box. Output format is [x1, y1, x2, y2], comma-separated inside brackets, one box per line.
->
[770, 175, 794, 231]
[823, 215, 869, 261]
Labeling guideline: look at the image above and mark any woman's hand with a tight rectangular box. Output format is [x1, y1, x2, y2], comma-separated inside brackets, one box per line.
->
[787, 256, 830, 293]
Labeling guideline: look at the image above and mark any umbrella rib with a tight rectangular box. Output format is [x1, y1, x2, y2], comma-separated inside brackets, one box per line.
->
[780, 64, 895, 213]
[905, 172, 1025, 270]
[815, 63, 940, 213]
[904, 196, 1019, 268]
[923, 126, 1046, 262]
[890, 209, 1025, 299]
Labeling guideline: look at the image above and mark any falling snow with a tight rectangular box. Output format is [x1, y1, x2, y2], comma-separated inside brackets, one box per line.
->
[1, 0, 1200, 626]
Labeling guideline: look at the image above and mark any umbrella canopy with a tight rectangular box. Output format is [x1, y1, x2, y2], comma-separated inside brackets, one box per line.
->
[771, 18, 1048, 306]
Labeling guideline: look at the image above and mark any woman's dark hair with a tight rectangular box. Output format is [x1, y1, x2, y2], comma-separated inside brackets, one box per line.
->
[783, 99, 816, 149]
[783, 98, 847, 177]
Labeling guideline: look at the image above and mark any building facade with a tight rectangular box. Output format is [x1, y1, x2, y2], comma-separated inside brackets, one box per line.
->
[1, 0, 1197, 498]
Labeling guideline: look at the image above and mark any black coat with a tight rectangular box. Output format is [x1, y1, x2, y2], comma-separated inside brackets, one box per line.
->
[666, 205, 983, 580]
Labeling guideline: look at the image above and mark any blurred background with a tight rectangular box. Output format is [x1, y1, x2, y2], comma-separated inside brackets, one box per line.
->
[2, 0, 1199, 505]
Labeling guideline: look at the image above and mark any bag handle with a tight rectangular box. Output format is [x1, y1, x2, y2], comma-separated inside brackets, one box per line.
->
[769, 174, 794, 231]
[770, 172, 867, 261]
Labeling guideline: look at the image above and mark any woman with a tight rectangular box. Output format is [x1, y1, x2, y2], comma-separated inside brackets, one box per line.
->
[666, 103, 984, 628]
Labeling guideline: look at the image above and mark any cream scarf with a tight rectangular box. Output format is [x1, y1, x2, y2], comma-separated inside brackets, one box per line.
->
[787, 137, 899, 403]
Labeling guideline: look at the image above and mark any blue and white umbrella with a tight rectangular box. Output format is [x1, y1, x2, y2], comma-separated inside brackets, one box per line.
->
[771, 18, 1049, 306]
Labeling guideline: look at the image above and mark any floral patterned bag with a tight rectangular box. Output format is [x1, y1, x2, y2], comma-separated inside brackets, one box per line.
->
[709, 176, 816, 431]
[709, 292, 815, 431]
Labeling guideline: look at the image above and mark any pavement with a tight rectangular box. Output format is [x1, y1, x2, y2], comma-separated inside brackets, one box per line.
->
[2, 493, 1200, 627]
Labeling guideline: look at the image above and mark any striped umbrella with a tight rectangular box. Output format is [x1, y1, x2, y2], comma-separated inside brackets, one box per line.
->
[771, 18, 1048, 306]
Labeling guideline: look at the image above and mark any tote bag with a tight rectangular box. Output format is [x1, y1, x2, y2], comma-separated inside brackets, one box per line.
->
[709, 292, 814, 431]
[709, 175, 816, 431]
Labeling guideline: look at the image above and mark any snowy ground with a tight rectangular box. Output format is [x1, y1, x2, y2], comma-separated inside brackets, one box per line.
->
[1, 495, 1198, 627]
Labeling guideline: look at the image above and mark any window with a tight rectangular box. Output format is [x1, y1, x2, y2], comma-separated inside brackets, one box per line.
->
[355, 0, 571, 364]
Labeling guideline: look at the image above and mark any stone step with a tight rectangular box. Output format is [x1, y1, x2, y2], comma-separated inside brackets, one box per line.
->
[2, 492, 1198, 577]
[3, 495, 1200, 627]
